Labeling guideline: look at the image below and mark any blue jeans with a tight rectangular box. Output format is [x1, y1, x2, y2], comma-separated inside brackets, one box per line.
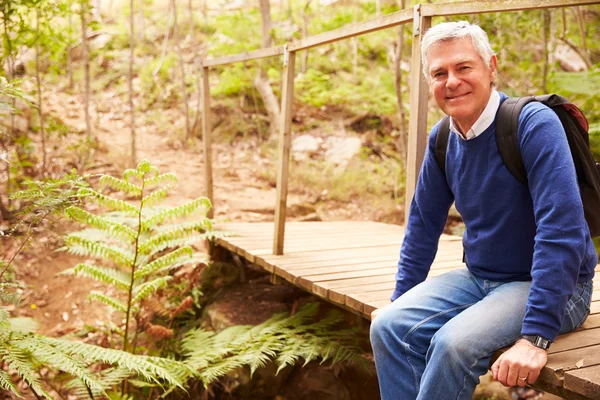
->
[370, 268, 593, 400]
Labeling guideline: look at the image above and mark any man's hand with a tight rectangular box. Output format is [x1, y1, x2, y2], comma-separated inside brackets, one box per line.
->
[491, 339, 548, 387]
[371, 302, 392, 320]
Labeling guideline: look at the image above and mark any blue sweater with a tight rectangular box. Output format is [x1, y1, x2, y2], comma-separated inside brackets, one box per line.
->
[392, 93, 597, 341]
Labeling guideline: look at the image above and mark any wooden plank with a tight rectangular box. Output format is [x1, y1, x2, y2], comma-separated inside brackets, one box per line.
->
[288, 8, 412, 51]
[201, 66, 213, 218]
[202, 46, 284, 67]
[564, 364, 600, 399]
[404, 8, 431, 224]
[273, 48, 296, 255]
[422, 0, 600, 17]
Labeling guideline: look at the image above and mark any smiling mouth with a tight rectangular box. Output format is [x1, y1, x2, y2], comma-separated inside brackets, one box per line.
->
[447, 93, 470, 100]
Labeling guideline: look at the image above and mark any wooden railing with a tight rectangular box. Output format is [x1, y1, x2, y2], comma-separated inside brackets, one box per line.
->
[199, 0, 600, 254]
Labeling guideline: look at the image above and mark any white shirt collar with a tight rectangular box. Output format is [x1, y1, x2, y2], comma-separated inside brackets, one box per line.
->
[449, 89, 500, 140]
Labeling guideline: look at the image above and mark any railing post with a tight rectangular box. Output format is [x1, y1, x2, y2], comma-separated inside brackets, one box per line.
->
[273, 45, 296, 255]
[405, 5, 431, 225]
[201, 64, 214, 219]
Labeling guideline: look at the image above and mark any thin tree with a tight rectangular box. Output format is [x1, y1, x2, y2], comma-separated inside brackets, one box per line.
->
[300, 0, 311, 73]
[80, 0, 92, 140]
[35, 6, 47, 176]
[542, 10, 551, 92]
[255, 0, 280, 140]
[172, 0, 191, 139]
[393, 0, 406, 161]
[67, 7, 74, 89]
[129, 0, 136, 165]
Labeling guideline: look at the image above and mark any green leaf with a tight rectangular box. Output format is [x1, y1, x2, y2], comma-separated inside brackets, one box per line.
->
[139, 219, 212, 254]
[99, 175, 142, 196]
[141, 198, 212, 230]
[9, 318, 38, 334]
[64, 263, 131, 291]
[134, 247, 193, 279]
[65, 207, 136, 242]
[131, 276, 171, 304]
[143, 173, 178, 187]
[65, 235, 133, 267]
[2, 346, 52, 398]
[0, 369, 20, 398]
[77, 188, 139, 215]
[88, 292, 127, 313]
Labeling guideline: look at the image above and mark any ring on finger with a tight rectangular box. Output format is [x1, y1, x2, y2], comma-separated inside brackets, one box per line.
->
[518, 376, 528, 383]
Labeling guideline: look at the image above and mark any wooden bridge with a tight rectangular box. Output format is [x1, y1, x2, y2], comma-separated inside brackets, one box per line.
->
[201, 0, 600, 398]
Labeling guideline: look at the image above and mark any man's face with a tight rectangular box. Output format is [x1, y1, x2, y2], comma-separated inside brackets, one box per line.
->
[426, 37, 497, 133]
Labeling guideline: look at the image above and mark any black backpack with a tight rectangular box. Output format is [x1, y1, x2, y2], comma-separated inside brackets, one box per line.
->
[434, 94, 600, 237]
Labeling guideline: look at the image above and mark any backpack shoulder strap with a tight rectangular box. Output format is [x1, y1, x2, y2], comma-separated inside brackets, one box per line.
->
[434, 115, 451, 175]
[495, 96, 537, 185]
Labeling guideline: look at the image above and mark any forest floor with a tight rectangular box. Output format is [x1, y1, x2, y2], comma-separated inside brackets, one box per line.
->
[7, 84, 561, 400]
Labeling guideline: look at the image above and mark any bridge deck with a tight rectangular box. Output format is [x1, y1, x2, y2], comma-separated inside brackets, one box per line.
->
[215, 221, 600, 399]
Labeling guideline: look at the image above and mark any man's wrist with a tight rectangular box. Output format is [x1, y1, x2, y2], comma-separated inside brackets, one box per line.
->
[520, 334, 552, 350]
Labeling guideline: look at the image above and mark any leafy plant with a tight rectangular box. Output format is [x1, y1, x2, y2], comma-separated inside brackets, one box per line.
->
[61, 160, 211, 393]
[0, 307, 188, 399]
[181, 302, 367, 387]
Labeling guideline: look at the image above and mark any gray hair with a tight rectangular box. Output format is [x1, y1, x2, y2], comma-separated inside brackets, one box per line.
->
[421, 21, 495, 81]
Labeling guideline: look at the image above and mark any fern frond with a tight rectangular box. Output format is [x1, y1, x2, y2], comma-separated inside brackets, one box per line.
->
[64, 264, 130, 291]
[0, 282, 21, 306]
[134, 247, 193, 279]
[88, 292, 127, 313]
[139, 220, 212, 254]
[141, 185, 174, 208]
[131, 277, 171, 304]
[65, 207, 136, 242]
[140, 236, 209, 260]
[40, 337, 187, 389]
[141, 198, 212, 231]
[68, 366, 132, 399]
[0, 308, 10, 327]
[0, 369, 20, 398]
[16, 337, 105, 395]
[99, 176, 142, 196]
[123, 168, 144, 183]
[143, 173, 178, 187]
[200, 357, 246, 386]
[2, 346, 52, 398]
[65, 235, 133, 267]
[9, 317, 38, 334]
[77, 188, 139, 215]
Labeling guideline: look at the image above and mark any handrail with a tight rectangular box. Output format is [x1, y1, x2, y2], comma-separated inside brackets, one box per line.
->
[202, 46, 284, 67]
[422, 0, 600, 16]
[287, 8, 412, 52]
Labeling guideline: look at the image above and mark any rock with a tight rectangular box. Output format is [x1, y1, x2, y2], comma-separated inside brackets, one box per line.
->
[279, 363, 352, 400]
[553, 43, 588, 72]
[324, 136, 362, 166]
[292, 134, 322, 161]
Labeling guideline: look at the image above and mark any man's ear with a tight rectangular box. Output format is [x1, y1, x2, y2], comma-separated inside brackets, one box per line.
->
[489, 55, 498, 82]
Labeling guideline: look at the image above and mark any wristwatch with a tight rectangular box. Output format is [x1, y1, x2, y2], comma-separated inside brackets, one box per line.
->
[521, 335, 552, 350]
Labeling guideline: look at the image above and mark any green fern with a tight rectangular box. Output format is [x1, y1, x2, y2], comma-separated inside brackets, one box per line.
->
[61, 160, 212, 397]
[181, 302, 367, 386]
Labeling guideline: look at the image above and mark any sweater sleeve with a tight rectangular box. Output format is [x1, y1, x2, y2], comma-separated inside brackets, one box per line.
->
[518, 105, 589, 341]
[391, 126, 454, 302]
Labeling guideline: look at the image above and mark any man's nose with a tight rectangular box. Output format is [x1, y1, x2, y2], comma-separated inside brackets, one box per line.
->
[446, 71, 461, 89]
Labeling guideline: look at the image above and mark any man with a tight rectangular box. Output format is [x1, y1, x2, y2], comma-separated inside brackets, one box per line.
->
[369, 21, 596, 400]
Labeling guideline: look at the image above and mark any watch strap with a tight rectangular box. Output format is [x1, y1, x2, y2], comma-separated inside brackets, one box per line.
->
[521, 334, 551, 350]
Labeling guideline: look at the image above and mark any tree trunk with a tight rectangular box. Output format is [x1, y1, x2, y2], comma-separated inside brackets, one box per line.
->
[256, 0, 280, 140]
[173, 0, 191, 139]
[188, 0, 194, 40]
[542, 10, 550, 93]
[67, 10, 74, 89]
[35, 8, 47, 177]
[138, 0, 145, 42]
[129, 0, 136, 166]
[393, 0, 406, 161]
[575, 7, 591, 66]
[301, 0, 311, 73]
[81, 0, 92, 140]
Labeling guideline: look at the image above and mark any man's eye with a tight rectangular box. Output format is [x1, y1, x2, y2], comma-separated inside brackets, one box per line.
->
[460, 66, 470, 71]
[433, 72, 446, 78]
